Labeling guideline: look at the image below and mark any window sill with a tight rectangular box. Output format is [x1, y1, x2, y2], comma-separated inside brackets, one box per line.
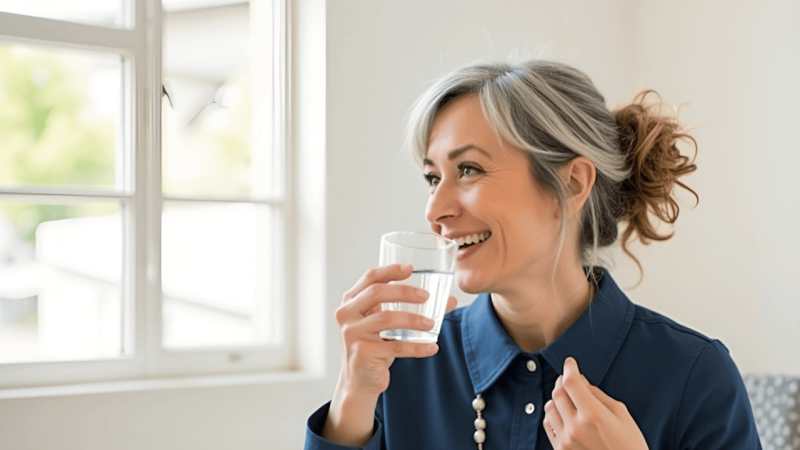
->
[0, 369, 323, 400]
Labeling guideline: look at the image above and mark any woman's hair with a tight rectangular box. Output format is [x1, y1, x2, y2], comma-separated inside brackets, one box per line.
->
[406, 60, 698, 286]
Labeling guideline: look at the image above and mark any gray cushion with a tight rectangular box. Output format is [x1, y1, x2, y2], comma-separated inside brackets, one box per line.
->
[744, 374, 800, 449]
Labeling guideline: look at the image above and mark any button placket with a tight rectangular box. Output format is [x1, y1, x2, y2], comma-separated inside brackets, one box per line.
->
[514, 357, 545, 449]
[524, 359, 537, 417]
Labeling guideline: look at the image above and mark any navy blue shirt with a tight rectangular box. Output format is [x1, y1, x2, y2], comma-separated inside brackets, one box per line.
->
[305, 268, 761, 449]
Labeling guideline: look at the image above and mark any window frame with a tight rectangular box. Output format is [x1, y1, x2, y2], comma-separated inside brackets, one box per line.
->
[0, 0, 294, 390]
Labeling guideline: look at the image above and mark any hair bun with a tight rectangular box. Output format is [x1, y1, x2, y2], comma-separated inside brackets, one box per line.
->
[613, 90, 699, 276]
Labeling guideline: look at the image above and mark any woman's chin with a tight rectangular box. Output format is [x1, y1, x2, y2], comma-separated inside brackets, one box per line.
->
[455, 271, 489, 294]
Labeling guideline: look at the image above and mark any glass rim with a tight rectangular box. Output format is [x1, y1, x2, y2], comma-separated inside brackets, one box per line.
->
[380, 231, 457, 251]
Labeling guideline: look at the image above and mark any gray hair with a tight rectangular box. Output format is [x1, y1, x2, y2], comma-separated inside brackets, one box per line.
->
[406, 60, 632, 282]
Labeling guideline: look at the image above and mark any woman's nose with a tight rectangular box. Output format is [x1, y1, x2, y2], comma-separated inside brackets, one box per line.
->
[425, 179, 460, 232]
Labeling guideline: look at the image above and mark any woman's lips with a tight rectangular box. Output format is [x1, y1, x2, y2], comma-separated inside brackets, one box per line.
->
[454, 231, 492, 249]
[456, 233, 490, 259]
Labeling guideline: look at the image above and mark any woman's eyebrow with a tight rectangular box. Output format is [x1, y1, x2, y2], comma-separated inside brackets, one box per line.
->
[423, 144, 492, 166]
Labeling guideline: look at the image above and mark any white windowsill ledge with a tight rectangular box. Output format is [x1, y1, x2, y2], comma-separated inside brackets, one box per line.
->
[0, 369, 323, 400]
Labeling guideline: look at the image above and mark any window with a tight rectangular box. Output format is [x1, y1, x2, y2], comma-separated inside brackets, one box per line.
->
[0, 0, 291, 389]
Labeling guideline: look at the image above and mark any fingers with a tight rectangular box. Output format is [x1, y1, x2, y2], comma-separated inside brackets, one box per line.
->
[587, 383, 625, 416]
[546, 358, 640, 448]
[445, 295, 458, 314]
[359, 311, 435, 337]
[362, 303, 382, 317]
[543, 416, 558, 445]
[543, 398, 564, 441]
[357, 339, 439, 359]
[561, 357, 603, 413]
[343, 264, 414, 304]
[336, 279, 429, 325]
[552, 374, 577, 421]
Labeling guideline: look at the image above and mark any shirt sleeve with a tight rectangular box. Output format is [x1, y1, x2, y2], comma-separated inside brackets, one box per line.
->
[675, 339, 762, 449]
[304, 400, 385, 450]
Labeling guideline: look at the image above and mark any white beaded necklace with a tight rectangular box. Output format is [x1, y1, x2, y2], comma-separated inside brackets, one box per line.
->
[472, 394, 487, 448]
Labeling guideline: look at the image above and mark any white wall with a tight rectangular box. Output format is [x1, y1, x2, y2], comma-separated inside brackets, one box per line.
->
[610, 0, 800, 375]
[1, 1, 798, 449]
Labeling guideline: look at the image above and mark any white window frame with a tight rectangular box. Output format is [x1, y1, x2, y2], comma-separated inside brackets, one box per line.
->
[0, 0, 295, 390]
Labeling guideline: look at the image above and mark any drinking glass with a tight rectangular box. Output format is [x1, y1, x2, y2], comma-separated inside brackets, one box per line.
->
[378, 231, 457, 343]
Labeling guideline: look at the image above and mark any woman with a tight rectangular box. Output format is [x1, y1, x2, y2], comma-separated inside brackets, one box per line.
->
[305, 60, 761, 449]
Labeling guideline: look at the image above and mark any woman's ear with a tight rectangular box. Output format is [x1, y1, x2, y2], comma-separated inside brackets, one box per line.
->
[560, 156, 596, 219]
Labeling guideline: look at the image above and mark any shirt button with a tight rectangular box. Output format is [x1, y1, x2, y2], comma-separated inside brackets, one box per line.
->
[526, 360, 537, 372]
[525, 403, 535, 414]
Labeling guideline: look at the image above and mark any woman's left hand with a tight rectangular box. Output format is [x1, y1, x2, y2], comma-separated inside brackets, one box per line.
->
[543, 357, 650, 450]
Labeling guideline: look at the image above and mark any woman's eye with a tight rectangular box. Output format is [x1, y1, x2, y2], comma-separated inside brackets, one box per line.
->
[424, 173, 440, 187]
[424, 165, 481, 189]
[459, 164, 482, 177]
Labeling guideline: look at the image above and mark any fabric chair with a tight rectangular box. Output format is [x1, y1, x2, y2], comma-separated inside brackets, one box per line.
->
[743, 374, 800, 449]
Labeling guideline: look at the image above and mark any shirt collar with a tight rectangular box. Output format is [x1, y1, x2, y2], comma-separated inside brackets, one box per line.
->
[461, 268, 635, 395]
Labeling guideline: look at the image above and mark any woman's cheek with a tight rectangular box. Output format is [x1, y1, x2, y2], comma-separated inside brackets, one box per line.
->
[462, 186, 483, 209]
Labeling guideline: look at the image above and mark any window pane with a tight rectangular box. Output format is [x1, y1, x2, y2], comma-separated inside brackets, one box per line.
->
[0, 43, 122, 190]
[161, 201, 279, 349]
[0, 201, 125, 363]
[0, 0, 128, 29]
[162, 1, 279, 199]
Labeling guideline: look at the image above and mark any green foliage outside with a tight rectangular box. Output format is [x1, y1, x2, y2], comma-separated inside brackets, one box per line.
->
[0, 45, 118, 244]
[0, 44, 256, 246]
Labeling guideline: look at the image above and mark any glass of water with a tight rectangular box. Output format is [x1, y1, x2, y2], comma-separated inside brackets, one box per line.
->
[378, 231, 457, 343]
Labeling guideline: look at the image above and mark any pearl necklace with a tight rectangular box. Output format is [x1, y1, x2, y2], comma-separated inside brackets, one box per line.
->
[472, 394, 486, 448]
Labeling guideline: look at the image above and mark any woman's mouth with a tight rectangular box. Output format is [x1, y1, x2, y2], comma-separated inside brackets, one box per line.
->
[454, 231, 492, 250]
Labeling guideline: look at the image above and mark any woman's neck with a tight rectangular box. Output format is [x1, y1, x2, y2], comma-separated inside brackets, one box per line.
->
[490, 262, 594, 354]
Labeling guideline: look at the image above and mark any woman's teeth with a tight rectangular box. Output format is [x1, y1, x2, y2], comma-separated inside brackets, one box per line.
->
[455, 231, 491, 249]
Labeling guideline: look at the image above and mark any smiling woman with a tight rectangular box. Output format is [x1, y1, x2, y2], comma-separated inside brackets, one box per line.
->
[305, 60, 761, 450]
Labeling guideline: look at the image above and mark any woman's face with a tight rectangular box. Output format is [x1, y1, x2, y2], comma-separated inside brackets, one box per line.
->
[424, 95, 562, 294]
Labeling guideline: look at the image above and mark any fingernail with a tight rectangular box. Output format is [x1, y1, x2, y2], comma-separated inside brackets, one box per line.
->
[401, 264, 413, 272]
[416, 288, 430, 299]
[427, 344, 439, 354]
[422, 317, 435, 328]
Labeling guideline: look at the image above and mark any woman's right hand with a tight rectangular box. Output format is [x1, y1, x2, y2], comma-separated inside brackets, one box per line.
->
[335, 263, 457, 396]
[321, 263, 458, 446]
